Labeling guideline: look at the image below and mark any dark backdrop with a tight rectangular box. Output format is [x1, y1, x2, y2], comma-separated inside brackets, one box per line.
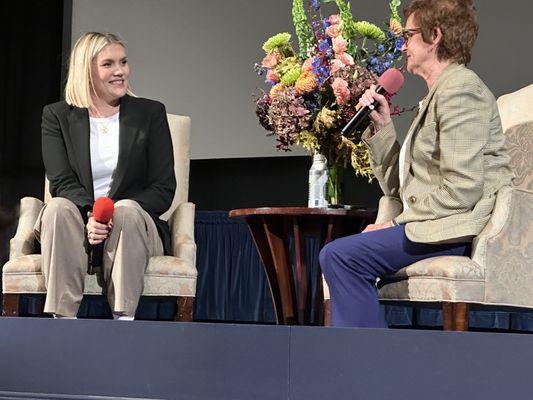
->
[0, 0, 67, 266]
[0, 0, 66, 208]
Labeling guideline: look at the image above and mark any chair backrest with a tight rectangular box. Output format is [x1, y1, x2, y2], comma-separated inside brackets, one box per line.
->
[44, 114, 192, 221]
[497, 85, 533, 190]
[160, 114, 191, 221]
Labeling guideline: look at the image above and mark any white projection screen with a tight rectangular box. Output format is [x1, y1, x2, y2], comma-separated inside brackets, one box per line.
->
[72, 0, 530, 160]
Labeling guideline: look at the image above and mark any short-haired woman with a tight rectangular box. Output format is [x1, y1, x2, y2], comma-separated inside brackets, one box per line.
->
[36, 32, 176, 319]
[320, 0, 514, 327]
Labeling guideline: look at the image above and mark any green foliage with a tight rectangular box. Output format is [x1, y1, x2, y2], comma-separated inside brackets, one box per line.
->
[281, 67, 302, 85]
[353, 21, 386, 41]
[262, 33, 294, 57]
[389, 0, 402, 23]
[292, 0, 314, 60]
[335, 0, 358, 54]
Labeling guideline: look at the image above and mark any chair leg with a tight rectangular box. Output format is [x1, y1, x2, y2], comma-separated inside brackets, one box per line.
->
[2, 294, 20, 317]
[442, 302, 469, 331]
[454, 303, 469, 331]
[175, 296, 194, 322]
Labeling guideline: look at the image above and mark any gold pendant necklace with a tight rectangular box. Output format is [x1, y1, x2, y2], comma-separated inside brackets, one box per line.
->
[90, 106, 117, 134]
[99, 121, 109, 134]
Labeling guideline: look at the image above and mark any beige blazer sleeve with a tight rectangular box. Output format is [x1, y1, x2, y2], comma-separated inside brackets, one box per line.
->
[361, 123, 402, 199]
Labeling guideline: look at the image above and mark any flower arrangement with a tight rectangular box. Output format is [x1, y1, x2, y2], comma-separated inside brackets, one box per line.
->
[254, 0, 405, 185]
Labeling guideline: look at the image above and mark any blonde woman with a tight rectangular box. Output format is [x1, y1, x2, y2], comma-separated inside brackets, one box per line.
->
[36, 32, 175, 319]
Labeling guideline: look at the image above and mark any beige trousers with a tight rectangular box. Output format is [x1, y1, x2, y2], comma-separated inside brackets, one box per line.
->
[34, 197, 163, 317]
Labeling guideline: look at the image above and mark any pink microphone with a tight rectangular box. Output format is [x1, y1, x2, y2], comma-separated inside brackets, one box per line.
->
[341, 68, 405, 136]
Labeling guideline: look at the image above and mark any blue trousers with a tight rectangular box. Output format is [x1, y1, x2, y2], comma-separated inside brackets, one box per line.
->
[319, 225, 471, 328]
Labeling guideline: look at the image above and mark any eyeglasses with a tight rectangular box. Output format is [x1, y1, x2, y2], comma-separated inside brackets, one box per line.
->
[402, 28, 422, 44]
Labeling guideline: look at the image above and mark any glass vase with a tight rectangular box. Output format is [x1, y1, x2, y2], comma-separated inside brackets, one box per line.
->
[326, 163, 344, 206]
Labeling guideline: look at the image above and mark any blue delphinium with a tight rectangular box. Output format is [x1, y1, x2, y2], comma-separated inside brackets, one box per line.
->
[318, 37, 331, 52]
[395, 37, 404, 50]
[366, 30, 404, 76]
[254, 63, 265, 76]
[312, 56, 330, 85]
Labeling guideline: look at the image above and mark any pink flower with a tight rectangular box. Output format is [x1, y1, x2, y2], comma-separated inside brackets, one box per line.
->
[329, 14, 341, 25]
[332, 78, 351, 105]
[330, 59, 345, 74]
[337, 52, 354, 67]
[302, 57, 315, 72]
[266, 69, 280, 83]
[330, 52, 355, 73]
[289, 105, 310, 117]
[261, 52, 279, 69]
[325, 24, 342, 38]
[332, 36, 347, 54]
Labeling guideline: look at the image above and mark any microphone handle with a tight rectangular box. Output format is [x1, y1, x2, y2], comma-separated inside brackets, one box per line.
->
[89, 218, 109, 269]
[341, 85, 386, 136]
[90, 242, 105, 268]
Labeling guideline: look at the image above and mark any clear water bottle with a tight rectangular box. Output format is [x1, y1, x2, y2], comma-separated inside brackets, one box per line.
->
[308, 153, 328, 208]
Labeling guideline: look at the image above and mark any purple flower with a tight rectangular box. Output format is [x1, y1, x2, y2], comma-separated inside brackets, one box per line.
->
[377, 44, 385, 53]
[395, 37, 405, 50]
[311, 0, 320, 12]
[318, 38, 331, 53]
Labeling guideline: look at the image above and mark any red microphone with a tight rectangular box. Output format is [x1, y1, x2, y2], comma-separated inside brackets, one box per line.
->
[90, 197, 114, 271]
[341, 68, 405, 136]
[93, 197, 114, 223]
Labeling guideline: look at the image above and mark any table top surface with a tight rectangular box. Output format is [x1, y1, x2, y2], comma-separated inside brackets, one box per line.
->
[229, 206, 377, 218]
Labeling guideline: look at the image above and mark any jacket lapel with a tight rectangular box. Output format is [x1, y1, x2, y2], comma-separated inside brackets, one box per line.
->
[67, 106, 94, 198]
[401, 63, 462, 185]
[108, 95, 139, 198]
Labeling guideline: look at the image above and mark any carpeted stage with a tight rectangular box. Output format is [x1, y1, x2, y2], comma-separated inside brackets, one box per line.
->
[0, 317, 532, 399]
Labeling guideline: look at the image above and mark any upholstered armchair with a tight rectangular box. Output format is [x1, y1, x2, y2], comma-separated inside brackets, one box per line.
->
[2, 114, 197, 321]
[374, 85, 533, 331]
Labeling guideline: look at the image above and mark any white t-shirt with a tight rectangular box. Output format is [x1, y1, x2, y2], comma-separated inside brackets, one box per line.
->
[398, 99, 426, 211]
[89, 112, 120, 199]
[398, 129, 413, 211]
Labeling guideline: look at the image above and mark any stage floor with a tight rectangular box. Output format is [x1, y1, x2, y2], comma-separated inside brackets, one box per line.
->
[0, 318, 531, 399]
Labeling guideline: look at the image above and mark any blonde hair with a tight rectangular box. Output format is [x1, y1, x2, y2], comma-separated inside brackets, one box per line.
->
[65, 32, 132, 108]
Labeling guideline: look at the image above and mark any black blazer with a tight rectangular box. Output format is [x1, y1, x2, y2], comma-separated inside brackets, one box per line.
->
[41, 94, 176, 254]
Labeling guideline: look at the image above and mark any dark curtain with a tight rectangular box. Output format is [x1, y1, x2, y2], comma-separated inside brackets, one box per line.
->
[194, 211, 275, 322]
[0, 0, 65, 310]
[0, 0, 64, 209]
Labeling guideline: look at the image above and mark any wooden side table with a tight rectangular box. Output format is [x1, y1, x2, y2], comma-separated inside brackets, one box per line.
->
[229, 207, 377, 325]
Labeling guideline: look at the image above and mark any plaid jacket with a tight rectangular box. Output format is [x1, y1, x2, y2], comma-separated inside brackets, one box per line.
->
[363, 63, 513, 244]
